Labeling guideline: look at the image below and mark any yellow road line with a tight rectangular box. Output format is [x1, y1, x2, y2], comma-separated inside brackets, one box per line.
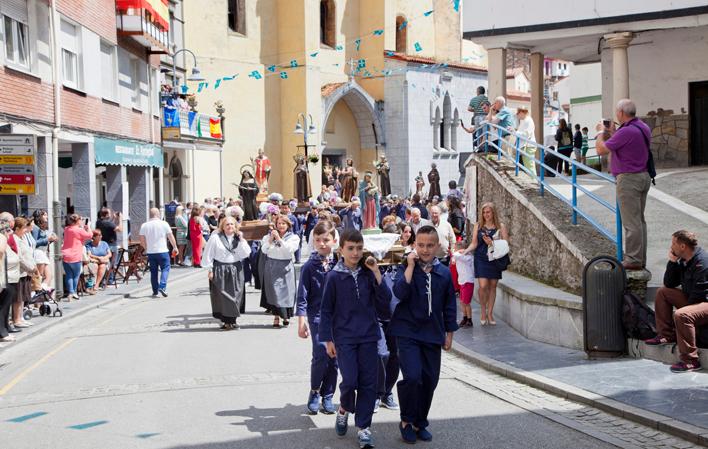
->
[0, 337, 77, 396]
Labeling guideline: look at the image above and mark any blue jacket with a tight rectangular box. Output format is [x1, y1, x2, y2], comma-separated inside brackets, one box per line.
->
[378, 205, 391, 226]
[395, 204, 407, 221]
[296, 252, 336, 320]
[338, 207, 362, 231]
[390, 262, 459, 345]
[319, 262, 392, 344]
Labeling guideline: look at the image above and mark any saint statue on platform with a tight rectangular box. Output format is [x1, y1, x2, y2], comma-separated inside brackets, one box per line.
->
[427, 163, 441, 201]
[414, 171, 426, 198]
[359, 171, 380, 229]
[238, 166, 259, 221]
[341, 157, 359, 202]
[322, 158, 334, 186]
[251, 148, 271, 193]
[374, 155, 391, 197]
[293, 153, 312, 203]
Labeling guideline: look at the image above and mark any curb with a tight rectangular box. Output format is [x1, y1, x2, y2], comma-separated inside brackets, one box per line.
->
[0, 269, 205, 353]
[451, 342, 708, 446]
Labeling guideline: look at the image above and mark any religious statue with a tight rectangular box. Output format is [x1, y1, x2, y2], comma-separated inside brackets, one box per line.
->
[293, 153, 312, 204]
[341, 157, 359, 202]
[427, 163, 441, 202]
[322, 158, 334, 186]
[374, 155, 391, 197]
[238, 165, 259, 221]
[414, 171, 426, 198]
[359, 171, 380, 229]
[251, 148, 271, 193]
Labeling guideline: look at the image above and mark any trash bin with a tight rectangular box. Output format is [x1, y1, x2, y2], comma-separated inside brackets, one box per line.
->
[582, 256, 626, 358]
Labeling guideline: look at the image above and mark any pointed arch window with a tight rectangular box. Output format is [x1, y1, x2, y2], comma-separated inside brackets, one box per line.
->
[320, 0, 336, 48]
[395, 15, 407, 53]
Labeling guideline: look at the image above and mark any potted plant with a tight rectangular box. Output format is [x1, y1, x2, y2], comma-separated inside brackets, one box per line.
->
[308, 154, 320, 164]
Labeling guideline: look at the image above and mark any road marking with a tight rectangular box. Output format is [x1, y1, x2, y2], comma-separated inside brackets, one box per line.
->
[0, 337, 77, 396]
[67, 420, 108, 430]
[6, 411, 48, 422]
[136, 433, 160, 439]
[648, 188, 708, 226]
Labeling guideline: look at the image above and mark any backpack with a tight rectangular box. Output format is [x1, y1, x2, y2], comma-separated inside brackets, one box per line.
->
[560, 130, 572, 147]
[621, 292, 657, 340]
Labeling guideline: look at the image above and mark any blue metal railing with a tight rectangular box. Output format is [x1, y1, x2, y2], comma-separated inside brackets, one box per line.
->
[474, 122, 623, 261]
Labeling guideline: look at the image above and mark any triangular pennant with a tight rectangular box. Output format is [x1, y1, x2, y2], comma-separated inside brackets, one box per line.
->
[280, 71, 288, 79]
[453, 0, 460, 12]
[398, 20, 408, 30]
[290, 60, 299, 68]
[355, 39, 361, 51]
[214, 79, 222, 89]
[414, 42, 422, 52]
[336, 45, 343, 51]
[385, 51, 395, 57]
[221, 74, 238, 81]
[197, 82, 208, 92]
[310, 51, 319, 57]
[424, 10, 434, 16]
[267, 65, 276, 72]
[248, 70, 262, 80]
[358, 59, 366, 69]
[373, 29, 384, 36]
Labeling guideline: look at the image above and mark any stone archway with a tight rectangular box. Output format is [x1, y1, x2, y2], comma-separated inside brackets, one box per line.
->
[322, 81, 384, 152]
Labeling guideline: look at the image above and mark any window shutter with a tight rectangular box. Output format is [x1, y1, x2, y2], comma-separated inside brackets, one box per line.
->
[1, 0, 28, 23]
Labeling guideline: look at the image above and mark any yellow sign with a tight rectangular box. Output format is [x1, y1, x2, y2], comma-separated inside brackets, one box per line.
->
[162, 127, 181, 140]
[0, 184, 35, 194]
[0, 155, 33, 165]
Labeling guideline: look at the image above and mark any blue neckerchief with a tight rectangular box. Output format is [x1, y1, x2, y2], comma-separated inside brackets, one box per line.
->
[333, 259, 362, 299]
[309, 251, 335, 272]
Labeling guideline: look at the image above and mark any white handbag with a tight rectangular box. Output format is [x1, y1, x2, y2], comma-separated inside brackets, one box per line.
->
[487, 239, 510, 261]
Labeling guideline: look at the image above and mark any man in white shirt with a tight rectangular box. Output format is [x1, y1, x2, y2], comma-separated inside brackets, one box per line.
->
[430, 205, 455, 264]
[409, 208, 431, 233]
[139, 208, 178, 298]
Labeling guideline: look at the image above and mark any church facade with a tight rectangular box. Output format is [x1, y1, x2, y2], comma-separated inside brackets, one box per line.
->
[183, 0, 487, 201]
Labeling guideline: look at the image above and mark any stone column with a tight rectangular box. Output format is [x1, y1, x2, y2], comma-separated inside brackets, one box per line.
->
[28, 136, 54, 219]
[128, 167, 150, 241]
[487, 48, 507, 101]
[71, 142, 97, 220]
[530, 52, 545, 145]
[605, 32, 633, 107]
[106, 165, 129, 249]
[157, 166, 165, 210]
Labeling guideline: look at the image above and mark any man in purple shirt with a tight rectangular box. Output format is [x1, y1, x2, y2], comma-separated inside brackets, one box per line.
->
[596, 99, 652, 271]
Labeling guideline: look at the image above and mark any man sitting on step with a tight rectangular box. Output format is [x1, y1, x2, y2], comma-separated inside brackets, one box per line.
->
[645, 230, 708, 373]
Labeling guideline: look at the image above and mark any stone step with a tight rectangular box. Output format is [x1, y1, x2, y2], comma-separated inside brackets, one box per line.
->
[628, 338, 708, 367]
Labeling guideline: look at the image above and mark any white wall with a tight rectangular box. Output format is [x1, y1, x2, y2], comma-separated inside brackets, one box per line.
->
[463, 0, 708, 32]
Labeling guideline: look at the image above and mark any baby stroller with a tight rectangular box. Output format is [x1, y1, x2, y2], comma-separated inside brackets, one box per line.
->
[24, 287, 63, 319]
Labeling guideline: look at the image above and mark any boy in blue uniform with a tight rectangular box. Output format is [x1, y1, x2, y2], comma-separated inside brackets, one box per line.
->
[296, 220, 338, 415]
[391, 225, 459, 444]
[319, 229, 392, 449]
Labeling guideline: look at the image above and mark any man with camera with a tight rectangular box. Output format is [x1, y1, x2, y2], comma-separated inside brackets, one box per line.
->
[595, 98, 652, 271]
[645, 230, 708, 373]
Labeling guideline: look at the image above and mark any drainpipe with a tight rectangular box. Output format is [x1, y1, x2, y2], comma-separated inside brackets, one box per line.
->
[49, 0, 63, 298]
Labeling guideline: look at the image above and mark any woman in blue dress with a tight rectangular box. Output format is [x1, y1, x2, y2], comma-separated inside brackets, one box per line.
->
[465, 202, 509, 326]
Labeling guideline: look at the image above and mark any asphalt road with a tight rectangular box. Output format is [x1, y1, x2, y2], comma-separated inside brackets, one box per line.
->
[0, 272, 615, 449]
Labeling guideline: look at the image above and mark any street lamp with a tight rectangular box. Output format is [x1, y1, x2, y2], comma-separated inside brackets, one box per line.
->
[171, 48, 204, 90]
[294, 113, 317, 158]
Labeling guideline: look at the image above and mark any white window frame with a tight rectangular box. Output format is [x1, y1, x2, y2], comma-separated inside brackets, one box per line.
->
[130, 56, 141, 110]
[2, 14, 30, 70]
[100, 40, 118, 101]
[60, 18, 82, 90]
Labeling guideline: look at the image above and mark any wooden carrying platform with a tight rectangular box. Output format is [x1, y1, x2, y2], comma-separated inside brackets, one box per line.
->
[240, 220, 271, 241]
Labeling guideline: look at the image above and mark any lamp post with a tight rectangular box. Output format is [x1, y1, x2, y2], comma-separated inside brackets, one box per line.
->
[293, 113, 318, 159]
[171, 48, 205, 91]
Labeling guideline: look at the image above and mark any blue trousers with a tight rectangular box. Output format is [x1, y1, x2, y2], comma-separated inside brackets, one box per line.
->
[147, 252, 171, 294]
[337, 341, 378, 429]
[308, 320, 338, 397]
[63, 261, 82, 294]
[377, 322, 400, 398]
[396, 337, 441, 429]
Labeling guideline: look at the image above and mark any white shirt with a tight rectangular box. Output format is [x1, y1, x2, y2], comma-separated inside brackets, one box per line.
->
[139, 219, 172, 254]
[202, 233, 251, 268]
[432, 219, 455, 258]
[452, 251, 475, 284]
[516, 116, 536, 143]
[261, 232, 300, 260]
[410, 218, 431, 233]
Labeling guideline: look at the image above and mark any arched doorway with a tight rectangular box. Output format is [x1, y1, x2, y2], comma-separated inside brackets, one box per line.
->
[320, 82, 384, 189]
[168, 155, 184, 202]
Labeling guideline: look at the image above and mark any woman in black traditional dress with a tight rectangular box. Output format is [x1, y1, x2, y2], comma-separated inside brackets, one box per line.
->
[203, 217, 251, 330]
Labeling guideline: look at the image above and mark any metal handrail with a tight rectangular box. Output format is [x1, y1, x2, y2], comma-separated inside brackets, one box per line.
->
[473, 122, 623, 260]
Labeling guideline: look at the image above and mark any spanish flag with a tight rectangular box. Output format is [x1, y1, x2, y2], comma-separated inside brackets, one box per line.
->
[209, 118, 222, 139]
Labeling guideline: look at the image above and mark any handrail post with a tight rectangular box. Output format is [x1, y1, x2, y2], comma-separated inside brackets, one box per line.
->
[497, 128, 503, 160]
[484, 123, 489, 154]
[515, 135, 521, 176]
[539, 146, 545, 197]
[616, 201, 623, 261]
[571, 163, 578, 225]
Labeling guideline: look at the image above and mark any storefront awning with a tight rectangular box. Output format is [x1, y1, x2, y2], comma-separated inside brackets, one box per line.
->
[94, 137, 163, 168]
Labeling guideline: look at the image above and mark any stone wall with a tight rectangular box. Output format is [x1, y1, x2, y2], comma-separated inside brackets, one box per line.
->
[642, 109, 689, 167]
[471, 154, 616, 294]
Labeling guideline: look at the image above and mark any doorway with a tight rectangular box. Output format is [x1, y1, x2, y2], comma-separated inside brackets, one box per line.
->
[689, 81, 708, 165]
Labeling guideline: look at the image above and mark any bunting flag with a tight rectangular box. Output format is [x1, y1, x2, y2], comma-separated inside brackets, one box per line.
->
[197, 82, 208, 92]
[267, 65, 276, 72]
[280, 71, 288, 79]
[424, 10, 434, 17]
[355, 39, 361, 51]
[453, 0, 460, 12]
[398, 20, 408, 30]
[222, 74, 238, 81]
[248, 70, 262, 79]
[180, 85, 189, 94]
[358, 59, 366, 69]
[336, 45, 343, 50]
[310, 51, 319, 57]
[209, 118, 223, 139]
[373, 29, 384, 36]
[385, 51, 395, 56]
[290, 59, 299, 68]
[163, 107, 180, 127]
[214, 79, 222, 89]
[414, 42, 423, 52]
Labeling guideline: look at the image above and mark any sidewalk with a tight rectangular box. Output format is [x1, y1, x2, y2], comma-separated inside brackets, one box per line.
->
[452, 302, 708, 445]
[0, 267, 203, 353]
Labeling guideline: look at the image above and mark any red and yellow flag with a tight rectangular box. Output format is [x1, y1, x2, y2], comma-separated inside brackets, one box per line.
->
[209, 118, 223, 139]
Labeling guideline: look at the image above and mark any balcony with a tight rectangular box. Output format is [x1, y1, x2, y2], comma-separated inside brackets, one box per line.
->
[161, 108, 224, 143]
[116, 0, 170, 54]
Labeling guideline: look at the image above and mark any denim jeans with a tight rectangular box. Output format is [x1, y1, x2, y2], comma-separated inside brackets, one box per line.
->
[148, 252, 171, 294]
[63, 261, 82, 294]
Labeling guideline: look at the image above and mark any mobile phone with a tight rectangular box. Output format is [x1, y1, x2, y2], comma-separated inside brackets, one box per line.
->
[84, 218, 89, 225]
[602, 119, 611, 128]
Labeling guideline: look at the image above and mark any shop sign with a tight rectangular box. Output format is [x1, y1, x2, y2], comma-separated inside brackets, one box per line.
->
[0, 134, 36, 195]
[94, 137, 163, 168]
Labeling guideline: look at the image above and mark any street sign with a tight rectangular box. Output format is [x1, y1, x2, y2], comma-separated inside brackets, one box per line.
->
[0, 184, 35, 194]
[0, 134, 36, 195]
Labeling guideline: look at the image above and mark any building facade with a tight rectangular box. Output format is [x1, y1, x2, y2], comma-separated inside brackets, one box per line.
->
[183, 0, 487, 201]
